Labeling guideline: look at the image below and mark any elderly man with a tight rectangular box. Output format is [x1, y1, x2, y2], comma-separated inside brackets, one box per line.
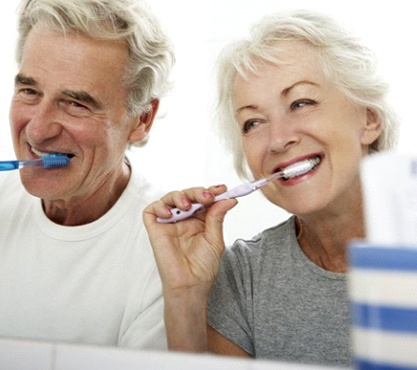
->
[0, 0, 174, 349]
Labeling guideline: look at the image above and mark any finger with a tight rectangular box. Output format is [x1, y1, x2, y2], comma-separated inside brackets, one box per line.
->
[204, 198, 238, 249]
[157, 188, 221, 224]
[160, 187, 211, 208]
[207, 198, 238, 224]
[207, 184, 227, 196]
[143, 200, 169, 228]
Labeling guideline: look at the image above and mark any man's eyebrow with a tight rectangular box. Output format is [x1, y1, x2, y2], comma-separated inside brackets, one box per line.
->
[14, 74, 38, 87]
[61, 90, 103, 110]
[14, 74, 103, 109]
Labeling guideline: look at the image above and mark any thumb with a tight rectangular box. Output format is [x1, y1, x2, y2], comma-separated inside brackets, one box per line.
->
[204, 198, 238, 242]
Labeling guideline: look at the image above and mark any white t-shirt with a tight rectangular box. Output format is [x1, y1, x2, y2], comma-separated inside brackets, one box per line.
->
[0, 159, 166, 350]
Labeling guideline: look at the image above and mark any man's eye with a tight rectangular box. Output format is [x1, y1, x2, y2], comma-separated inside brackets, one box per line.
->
[16, 88, 40, 103]
[62, 99, 90, 112]
[23, 88, 36, 94]
[19, 88, 38, 96]
[62, 100, 92, 117]
[69, 101, 87, 109]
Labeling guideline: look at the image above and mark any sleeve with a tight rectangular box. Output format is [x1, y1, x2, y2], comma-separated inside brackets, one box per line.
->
[206, 242, 255, 356]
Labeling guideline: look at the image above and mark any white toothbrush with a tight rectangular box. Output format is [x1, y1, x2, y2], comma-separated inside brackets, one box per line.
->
[157, 158, 318, 223]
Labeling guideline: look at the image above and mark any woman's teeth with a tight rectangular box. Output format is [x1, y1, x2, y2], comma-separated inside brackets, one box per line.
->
[281, 156, 321, 181]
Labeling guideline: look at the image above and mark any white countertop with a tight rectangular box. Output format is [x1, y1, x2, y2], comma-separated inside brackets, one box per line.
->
[0, 338, 349, 370]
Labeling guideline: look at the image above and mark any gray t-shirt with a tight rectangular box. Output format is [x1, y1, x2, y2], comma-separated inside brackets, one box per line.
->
[207, 216, 352, 367]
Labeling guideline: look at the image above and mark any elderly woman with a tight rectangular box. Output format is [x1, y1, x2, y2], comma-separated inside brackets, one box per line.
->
[143, 10, 398, 367]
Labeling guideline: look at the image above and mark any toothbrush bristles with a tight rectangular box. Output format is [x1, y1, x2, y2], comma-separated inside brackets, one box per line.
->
[280, 158, 317, 179]
[42, 154, 71, 168]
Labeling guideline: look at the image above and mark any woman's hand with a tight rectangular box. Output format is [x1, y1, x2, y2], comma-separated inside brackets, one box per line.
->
[143, 185, 237, 351]
[143, 185, 237, 295]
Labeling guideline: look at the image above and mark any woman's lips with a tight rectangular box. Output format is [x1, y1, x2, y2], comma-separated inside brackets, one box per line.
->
[274, 154, 322, 180]
[279, 156, 322, 181]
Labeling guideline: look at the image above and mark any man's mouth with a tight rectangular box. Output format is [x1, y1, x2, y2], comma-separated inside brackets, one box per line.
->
[32, 147, 74, 159]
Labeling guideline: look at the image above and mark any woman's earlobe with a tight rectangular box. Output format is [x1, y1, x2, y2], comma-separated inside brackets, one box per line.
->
[361, 108, 382, 145]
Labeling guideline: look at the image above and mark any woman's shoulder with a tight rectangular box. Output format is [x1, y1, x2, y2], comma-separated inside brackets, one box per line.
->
[233, 215, 295, 245]
[226, 216, 297, 259]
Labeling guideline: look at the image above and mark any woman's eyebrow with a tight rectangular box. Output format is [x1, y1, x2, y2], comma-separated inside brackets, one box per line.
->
[282, 80, 319, 96]
[236, 104, 259, 115]
[236, 81, 320, 114]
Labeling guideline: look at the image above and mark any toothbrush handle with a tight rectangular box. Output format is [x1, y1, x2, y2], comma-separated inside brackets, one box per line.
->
[156, 203, 206, 224]
[0, 161, 19, 171]
[156, 183, 256, 224]
[214, 183, 255, 201]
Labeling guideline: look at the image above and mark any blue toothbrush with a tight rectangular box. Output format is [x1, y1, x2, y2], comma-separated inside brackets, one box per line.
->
[0, 153, 70, 171]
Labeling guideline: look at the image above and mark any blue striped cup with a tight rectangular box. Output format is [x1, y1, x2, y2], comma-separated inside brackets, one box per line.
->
[349, 242, 417, 369]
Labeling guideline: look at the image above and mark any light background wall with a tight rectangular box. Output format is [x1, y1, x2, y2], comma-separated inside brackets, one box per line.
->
[0, 1, 415, 245]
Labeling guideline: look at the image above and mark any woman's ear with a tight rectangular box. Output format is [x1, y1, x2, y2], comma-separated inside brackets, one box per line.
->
[128, 99, 160, 143]
[361, 108, 382, 146]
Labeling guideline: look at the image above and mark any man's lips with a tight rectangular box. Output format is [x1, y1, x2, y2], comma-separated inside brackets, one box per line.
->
[31, 147, 74, 158]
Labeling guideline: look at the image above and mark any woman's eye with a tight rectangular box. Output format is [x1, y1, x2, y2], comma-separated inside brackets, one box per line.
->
[242, 119, 261, 134]
[290, 99, 316, 110]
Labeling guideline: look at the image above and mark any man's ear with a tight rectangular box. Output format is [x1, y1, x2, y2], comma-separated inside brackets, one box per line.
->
[361, 108, 382, 146]
[128, 99, 160, 143]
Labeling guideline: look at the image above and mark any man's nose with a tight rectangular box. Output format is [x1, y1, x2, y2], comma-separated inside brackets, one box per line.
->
[25, 101, 63, 144]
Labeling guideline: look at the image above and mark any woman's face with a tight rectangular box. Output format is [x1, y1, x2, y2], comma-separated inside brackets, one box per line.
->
[233, 41, 381, 216]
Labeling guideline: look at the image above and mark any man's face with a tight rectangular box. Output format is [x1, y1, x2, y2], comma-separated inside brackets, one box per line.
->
[10, 25, 146, 206]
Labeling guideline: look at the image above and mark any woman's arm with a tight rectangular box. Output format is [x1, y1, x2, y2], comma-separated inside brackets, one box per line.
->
[208, 325, 251, 357]
[143, 185, 237, 351]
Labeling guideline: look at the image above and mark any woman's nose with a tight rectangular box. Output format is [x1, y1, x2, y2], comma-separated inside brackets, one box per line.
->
[267, 116, 300, 153]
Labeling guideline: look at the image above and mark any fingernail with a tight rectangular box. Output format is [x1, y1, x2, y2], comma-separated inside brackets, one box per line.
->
[181, 196, 191, 206]
[202, 191, 213, 199]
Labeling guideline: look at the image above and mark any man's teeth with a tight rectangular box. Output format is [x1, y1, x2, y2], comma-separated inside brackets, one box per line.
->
[32, 148, 72, 158]
[32, 148, 48, 157]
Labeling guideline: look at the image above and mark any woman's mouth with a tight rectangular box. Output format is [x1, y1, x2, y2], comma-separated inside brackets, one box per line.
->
[278, 156, 322, 181]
